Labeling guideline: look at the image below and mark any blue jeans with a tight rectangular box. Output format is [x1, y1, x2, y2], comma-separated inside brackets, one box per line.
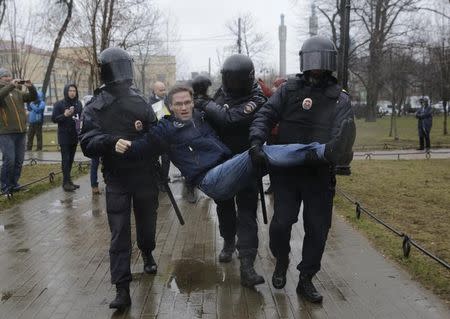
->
[90, 157, 100, 187]
[0, 133, 26, 193]
[199, 143, 324, 201]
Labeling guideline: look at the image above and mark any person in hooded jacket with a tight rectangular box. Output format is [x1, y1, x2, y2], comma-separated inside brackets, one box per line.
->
[52, 84, 82, 192]
[26, 90, 45, 151]
[415, 98, 433, 151]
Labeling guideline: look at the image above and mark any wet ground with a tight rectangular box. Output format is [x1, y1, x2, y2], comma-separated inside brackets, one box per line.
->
[0, 172, 449, 318]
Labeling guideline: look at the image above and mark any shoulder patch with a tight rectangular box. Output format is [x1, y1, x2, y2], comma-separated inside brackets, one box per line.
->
[243, 101, 257, 114]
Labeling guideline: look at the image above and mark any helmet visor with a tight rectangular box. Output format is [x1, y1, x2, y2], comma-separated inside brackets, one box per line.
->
[300, 51, 337, 72]
[101, 60, 134, 84]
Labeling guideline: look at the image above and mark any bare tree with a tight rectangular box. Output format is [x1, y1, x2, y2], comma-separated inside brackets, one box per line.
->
[353, 0, 421, 121]
[225, 13, 269, 64]
[0, 0, 7, 28]
[1, 0, 43, 79]
[41, 0, 74, 96]
[68, 0, 162, 90]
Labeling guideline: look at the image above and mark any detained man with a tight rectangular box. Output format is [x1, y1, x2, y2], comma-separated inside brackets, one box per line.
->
[115, 85, 353, 204]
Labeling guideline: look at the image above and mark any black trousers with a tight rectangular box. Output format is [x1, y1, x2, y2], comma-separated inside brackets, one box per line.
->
[418, 128, 431, 149]
[269, 169, 335, 276]
[59, 144, 77, 184]
[27, 122, 43, 150]
[104, 170, 159, 286]
[215, 181, 258, 258]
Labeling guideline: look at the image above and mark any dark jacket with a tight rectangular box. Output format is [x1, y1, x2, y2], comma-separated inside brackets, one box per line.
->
[79, 85, 159, 173]
[415, 105, 432, 133]
[0, 81, 37, 134]
[250, 74, 355, 168]
[129, 110, 232, 185]
[27, 91, 45, 124]
[200, 83, 267, 154]
[52, 84, 82, 145]
[149, 93, 169, 107]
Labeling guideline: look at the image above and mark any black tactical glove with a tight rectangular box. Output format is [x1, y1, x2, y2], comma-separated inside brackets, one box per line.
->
[249, 143, 267, 176]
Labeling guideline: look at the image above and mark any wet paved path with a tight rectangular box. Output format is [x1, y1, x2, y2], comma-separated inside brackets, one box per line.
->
[0, 173, 449, 319]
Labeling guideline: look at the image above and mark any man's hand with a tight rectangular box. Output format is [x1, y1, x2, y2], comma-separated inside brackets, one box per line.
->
[24, 80, 32, 87]
[11, 79, 21, 88]
[115, 139, 132, 154]
[64, 107, 74, 117]
[249, 143, 267, 174]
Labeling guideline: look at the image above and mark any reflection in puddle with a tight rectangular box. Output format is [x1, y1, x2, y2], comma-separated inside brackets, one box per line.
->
[167, 259, 225, 294]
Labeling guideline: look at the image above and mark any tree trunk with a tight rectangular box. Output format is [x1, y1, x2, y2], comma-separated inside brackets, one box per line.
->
[444, 100, 448, 135]
[41, 0, 73, 97]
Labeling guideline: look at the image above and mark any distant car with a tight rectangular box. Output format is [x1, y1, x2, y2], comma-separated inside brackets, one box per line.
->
[432, 101, 444, 114]
[377, 100, 393, 117]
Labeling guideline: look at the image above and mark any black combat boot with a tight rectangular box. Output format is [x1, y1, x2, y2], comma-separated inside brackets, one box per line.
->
[109, 284, 131, 310]
[69, 180, 80, 189]
[218, 239, 235, 263]
[240, 256, 265, 287]
[272, 256, 289, 289]
[296, 273, 323, 303]
[142, 253, 157, 274]
[63, 182, 76, 192]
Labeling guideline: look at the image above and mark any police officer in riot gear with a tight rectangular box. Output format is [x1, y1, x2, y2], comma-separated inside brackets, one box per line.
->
[194, 54, 267, 287]
[79, 47, 159, 310]
[249, 36, 356, 302]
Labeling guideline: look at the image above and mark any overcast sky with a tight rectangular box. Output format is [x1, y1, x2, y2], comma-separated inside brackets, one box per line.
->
[154, 0, 311, 79]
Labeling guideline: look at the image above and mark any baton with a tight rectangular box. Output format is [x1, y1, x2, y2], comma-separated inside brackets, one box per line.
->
[155, 162, 185, 225]
[164, 182, 185, 225]
[257, 177, 268, 224]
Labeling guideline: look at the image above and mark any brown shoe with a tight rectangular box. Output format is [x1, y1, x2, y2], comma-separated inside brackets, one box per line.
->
[92, 186, 101, 195]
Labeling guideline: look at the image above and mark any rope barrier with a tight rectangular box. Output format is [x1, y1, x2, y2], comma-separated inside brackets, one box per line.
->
[336, 188, 450, 270]
[353, 150, 450, 160]
[0, 161, 90, 199]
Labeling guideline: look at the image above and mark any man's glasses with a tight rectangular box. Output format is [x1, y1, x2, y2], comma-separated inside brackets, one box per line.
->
[172, 100, 193, 108]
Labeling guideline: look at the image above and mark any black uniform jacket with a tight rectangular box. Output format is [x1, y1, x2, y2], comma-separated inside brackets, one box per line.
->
[79, 86, 158, 173]
[201, 83, 267, 154]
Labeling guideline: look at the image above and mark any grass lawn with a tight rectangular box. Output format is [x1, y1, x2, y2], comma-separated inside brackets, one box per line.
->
[0, 163, 88, 212]
[335, 159, 450, 304]
[354, 114, 450, 150]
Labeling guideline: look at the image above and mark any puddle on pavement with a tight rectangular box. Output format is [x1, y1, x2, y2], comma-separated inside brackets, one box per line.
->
[167, 259, 225, 294]
[0, 224, 16, 232]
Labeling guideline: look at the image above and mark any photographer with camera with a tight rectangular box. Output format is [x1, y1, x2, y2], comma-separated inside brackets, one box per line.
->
[0, 68, 37, 195]
[52, 84, 82, 192]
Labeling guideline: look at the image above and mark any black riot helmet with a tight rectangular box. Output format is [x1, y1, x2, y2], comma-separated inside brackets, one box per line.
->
[299, 36, 337, 72]
[192, 75, 212, 97]
[221, 54, 255, 97]
[98, 47, 134, 85]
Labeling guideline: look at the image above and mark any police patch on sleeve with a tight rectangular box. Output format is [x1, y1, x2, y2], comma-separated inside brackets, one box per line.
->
[134, 120, 143, 131]
[244, 101, 257, 114]
[302, 98, 313, 110]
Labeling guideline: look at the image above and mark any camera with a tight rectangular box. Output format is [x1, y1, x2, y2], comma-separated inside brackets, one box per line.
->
[17, 80, 27, 85]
